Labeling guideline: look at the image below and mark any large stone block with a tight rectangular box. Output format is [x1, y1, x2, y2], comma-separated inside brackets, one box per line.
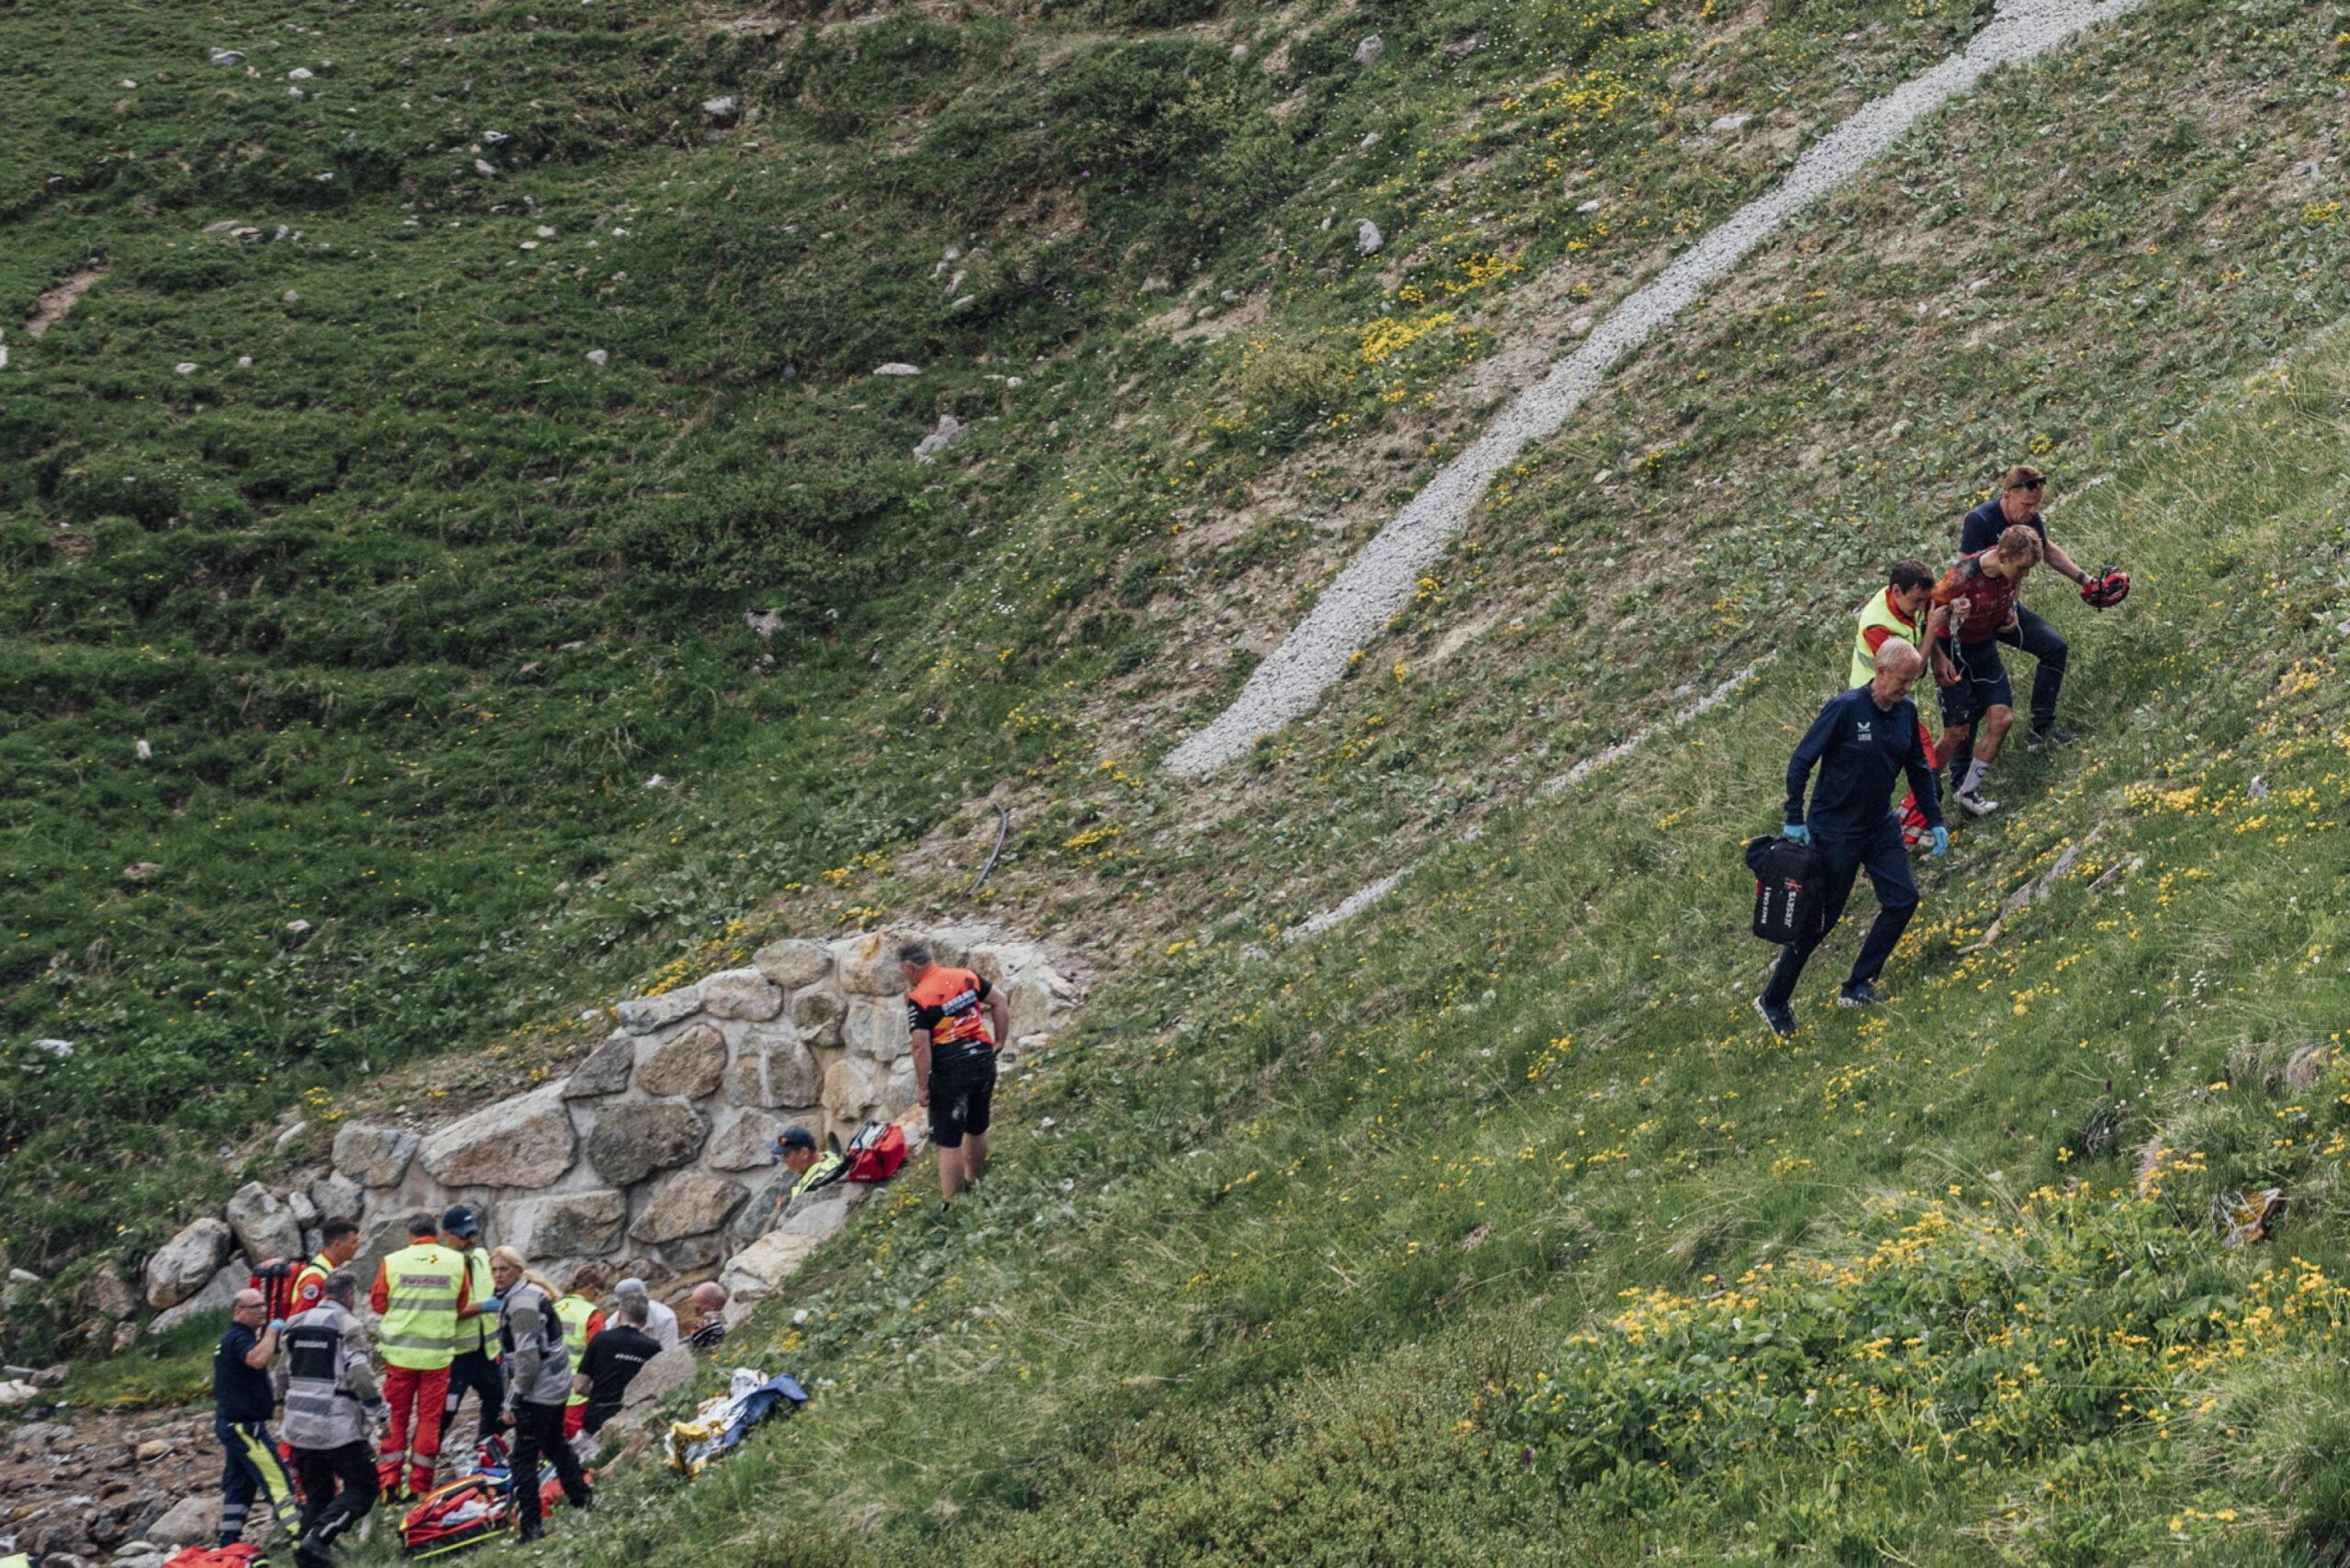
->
[965, 944, 1012, 985]
[719, 1233, 822, 1301]
[842, 996, 909, 1060]
[631, 1172, 747, 1245]
[752, 938, 832, 990]
[699, 968, 782, 1022]
[585, 1100, 708, 1187]
[705, 1107, 789, 1171]
[331, 1123, 419, 1188]
[564, 1032, 637, 1098]
[1006, 974, 1052, 1042]
[621, 1344, 699, 1408]
[503, 1190, 627, 1260]
[835, 932, 905, 995]
[789, 987, 844, 1047]
[145, 1217, 231, 1310]
[617, 985, 701, 1036]
[149, 1494, 223, 1547]
[822, 1053, 914, 1144]
[150, 1255, 249, 1334]
[225, 1182, 302, 1266]
[635, 1023, 726, 1100]
[419, 1085, 575, 1190]
[308, 1171, 364, 1227]
[724, 1026, 822, 1108]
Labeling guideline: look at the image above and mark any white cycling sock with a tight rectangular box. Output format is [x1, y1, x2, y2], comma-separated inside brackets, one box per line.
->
[1962, 757, 1991, 794]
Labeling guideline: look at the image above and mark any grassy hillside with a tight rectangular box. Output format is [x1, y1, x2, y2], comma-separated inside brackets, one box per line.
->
[0, 0, 2048, 1301]
[549, 317, 2350, 1565]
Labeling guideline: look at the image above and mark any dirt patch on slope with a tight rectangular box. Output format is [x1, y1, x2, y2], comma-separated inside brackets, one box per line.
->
[26, 266, 106, 340]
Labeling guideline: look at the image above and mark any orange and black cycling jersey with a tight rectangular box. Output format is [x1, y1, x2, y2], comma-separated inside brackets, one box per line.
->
[1930, 551, 2019, 644]
[907, 967, 995, 1067]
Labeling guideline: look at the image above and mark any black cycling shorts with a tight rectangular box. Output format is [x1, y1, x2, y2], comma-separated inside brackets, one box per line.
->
[1936, 638, 2013, 727]
[928, 1053, 996, 1149]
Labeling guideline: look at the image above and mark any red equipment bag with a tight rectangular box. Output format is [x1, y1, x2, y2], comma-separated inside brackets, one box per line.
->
[845, 1121, 907, 1183]
[248, 1259, 303, 1325]
[163, 1548, 269, 1568]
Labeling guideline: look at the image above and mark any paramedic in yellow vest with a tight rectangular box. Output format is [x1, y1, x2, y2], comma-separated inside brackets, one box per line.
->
[436, 1206, 504, 1455]
[1852, 560, 1956, 851]
[367, 1213, 472, 1499]
[554, 1262, 610, 1441]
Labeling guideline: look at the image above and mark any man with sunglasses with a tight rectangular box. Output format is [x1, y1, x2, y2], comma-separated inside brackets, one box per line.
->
[1959, 465, 2092, 748]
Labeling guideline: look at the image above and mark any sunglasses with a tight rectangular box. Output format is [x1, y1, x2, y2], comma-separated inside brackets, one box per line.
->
[2015, 479, 2045, 492]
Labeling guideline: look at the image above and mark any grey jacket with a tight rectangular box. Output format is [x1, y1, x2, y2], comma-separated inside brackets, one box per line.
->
[275, 1300, 381, 1450]
[499, 1282, 574, 1410]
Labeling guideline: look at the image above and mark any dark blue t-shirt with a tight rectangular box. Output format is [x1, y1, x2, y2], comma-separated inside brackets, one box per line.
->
[1961, 496, 2044, 554]
[1785, 688, 1943, 839]
[215, 1323, 274, 1422]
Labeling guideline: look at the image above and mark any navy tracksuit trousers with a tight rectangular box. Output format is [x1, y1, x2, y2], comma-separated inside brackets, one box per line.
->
[1761, 812, 1918, 1007]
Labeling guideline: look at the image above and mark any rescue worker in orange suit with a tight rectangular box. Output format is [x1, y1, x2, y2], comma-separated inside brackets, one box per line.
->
[367, 1213, 474, 1499]
[900, 940, 1012, 1204]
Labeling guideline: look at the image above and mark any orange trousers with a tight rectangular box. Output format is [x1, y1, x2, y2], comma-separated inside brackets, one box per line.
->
[376, 1363, 451, 1497]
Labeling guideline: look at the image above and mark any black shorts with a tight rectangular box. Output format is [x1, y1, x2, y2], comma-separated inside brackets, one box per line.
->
[1936, 639, 2013, 727]
[928, 1052, 997, 1149]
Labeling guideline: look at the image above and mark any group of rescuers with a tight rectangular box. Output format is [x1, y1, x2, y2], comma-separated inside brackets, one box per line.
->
[205, 941, 1009, 1565]
[1756, 465, 2130, 1037]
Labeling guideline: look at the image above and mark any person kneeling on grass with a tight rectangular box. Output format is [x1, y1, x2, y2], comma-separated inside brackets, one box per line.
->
[1755, 638, 1948, 1038]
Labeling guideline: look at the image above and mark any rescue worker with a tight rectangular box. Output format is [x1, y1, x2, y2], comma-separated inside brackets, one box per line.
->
[1850, 561, 1956, 852]
[901, 940, 1011, 1203]
[367, 1213, 472, 1499]
[554, 1263, 610, 1442]
[572, 1293, 660, 1438]
[613, 1277, 679, 1350]
[285, 1217, 362, 1319]
[278, 1271, 385, 1568]
[489, 1247, 594, 1542]
[1959, 465, 2115, 747]
[1930, 524, 2044, 816]
[212, 1287, 303, 1551]
[437, 1205, 502, 1456]
[1755, 639, 1947, 1037]
[757, 1125, 847, 1230]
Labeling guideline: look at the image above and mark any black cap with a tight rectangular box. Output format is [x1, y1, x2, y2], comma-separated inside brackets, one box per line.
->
[441, 1204, 481, 1238]
[776, 1126, 817, 1152]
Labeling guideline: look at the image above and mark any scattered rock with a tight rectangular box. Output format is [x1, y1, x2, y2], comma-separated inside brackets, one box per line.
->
[124, 862, 163, 879]
[418, 1085, 576, 1190]
[207, 50, 245, 67]
[1354, 35, 1382, 65]
[501, 1190, 627, 1260]
[273, 1119, 309, 1153]
[1708, 112, 1753, 133]
[85, 1268, 138, 1322]
[701, 95, 740, 122]
[148, 1494, 219, 1547]
[912, 413, 967, 462]
[744, 609, 782, 639]
[2286, 1045, 2332, 1092]
[585, 1101, 708, 1187]
[1354, 218, 1383, 255]
[564, 1033, 638, 1099]
[475, 159, 497, 177]
[224, 1182, 301, 1266]
[617, 986, 701, 1036]
[483, 130, 510, 146]
[144, 1218, 231, 1311]
[699, 969, 782, 1023]
[586, 348, 609, 367]
[629, 1172, 746, 1244]
[330, 1122, 419, 1187]
[32, 1037, 73, 1058]
[635, 1023, 727, 1100]
[287, 67, 313, 81]
[308, 1170, 363, 1226]
[1444, 29, 1486, 59]
[751, 938, 831, 990]
[719, 1231, 822, 1301]
[872, 363, 920, 376]
[173, 364, 197, 377]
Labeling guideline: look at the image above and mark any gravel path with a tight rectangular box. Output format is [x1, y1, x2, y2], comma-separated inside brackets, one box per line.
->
[1166, 0, 2151, 776]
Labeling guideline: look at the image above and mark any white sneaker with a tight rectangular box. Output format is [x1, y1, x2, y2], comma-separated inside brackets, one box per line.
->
[1955, 786, 1999, 817]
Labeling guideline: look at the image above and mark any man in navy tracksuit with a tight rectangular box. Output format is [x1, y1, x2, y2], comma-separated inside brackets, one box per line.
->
[1755, 639, 1948, 1036]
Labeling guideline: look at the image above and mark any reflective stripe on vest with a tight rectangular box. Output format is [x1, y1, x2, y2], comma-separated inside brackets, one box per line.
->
[554, 1294, 596, 1407]
[792, 1150, 846, 1199]
[456, 1247, 498, 1360]
[1850, 588, 1921, 689]
[377, 1244, 463, 1370]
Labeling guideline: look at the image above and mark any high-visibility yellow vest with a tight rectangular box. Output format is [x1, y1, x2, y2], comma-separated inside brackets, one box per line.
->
[377, 1243, 464, 1372]
[554, 1294, 598, 1408]
[455, 1246, 499, 1360]
[1850, 588, 1923, 689]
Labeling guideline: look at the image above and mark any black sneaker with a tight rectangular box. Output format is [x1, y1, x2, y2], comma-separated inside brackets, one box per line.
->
[1836, 981, 1878, 1007]
[2027, 724, 2076, 750]
[1752, 995, 1796, 1038]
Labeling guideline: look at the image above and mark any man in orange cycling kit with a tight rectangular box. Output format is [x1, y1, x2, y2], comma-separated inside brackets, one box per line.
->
[900, 940, 1012, 1204]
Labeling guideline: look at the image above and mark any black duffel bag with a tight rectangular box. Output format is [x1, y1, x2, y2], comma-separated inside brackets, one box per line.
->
[1744, 834, 1825, 946]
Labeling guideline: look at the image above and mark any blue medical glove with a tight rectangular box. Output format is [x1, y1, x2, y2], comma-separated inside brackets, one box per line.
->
[480, 1295, 504, 1316]
[267, 1319, 286, 1337]
[1781, 823, 1810, 846]
[1930, 826, 1950, 858]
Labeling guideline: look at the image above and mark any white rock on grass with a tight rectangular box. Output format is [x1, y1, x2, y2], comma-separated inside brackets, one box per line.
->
[145, 1217, 231, 1310]
[587, 348, 609, 366]
[871, 363, 920, 376]
[1355, 218, 1383, 254]
[1354, 35, 1382, 65]
[912, 413, 966, 462]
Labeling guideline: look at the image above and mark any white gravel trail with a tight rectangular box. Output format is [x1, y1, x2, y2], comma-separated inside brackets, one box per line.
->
[1166, 0, 2150, 777]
